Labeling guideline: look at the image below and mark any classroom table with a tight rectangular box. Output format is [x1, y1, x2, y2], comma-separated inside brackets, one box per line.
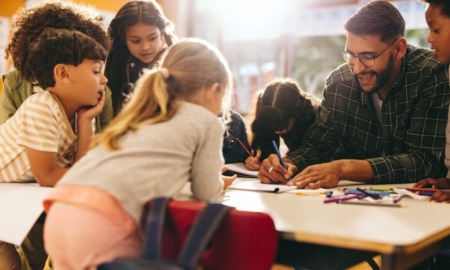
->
[219, 181, 450, 270]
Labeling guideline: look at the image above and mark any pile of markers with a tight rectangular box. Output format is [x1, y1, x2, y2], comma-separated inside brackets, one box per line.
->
[322, 187, 435, 207]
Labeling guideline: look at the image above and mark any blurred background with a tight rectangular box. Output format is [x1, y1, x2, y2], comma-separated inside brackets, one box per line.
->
[0, 0, 429, 115]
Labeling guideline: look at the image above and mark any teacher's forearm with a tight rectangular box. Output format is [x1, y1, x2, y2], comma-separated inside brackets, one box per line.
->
[333, 159, 374, 182]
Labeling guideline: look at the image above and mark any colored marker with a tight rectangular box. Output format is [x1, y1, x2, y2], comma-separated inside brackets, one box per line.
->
[323, 194, 360, 204]
[345, 189, 390, 196]
[356, 187, 380, 200]
[418, 191, 435, 196]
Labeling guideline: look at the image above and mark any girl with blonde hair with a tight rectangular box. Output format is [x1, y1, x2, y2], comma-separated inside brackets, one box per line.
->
[42, 38, 235, 269]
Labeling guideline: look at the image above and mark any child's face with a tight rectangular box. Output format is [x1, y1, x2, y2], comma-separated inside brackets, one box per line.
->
[126, 23, 164, 64]
[68, 59, 107, 106]
[425, 4, 450, 63]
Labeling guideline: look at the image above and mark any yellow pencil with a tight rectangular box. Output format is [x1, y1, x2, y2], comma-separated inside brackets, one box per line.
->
[296, 191, 327, 196]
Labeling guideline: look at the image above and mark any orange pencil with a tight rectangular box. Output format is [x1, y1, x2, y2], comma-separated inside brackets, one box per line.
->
[403, 187, 437, 193]
[404, 187, 436, 192]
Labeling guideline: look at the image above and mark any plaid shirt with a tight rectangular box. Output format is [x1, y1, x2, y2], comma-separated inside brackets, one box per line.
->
[288, 45, 450, 183]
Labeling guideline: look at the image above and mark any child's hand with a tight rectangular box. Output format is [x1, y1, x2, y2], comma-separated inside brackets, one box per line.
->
[430, 190, 450, 203]
[245, 156, 261, 171]
[77, 89, 106, 122]
[222, 174, 237, 190]
[414, 178, 450, 189]
[221, 165, 228, 174]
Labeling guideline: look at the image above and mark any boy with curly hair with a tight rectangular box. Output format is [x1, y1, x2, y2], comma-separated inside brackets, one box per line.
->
[0, 28, 107, 269]
[0, 0, 112, 131]
[0, 2, 112, 268]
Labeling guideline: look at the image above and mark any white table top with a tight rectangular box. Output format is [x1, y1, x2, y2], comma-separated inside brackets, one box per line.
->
[221, 182, 450, 255]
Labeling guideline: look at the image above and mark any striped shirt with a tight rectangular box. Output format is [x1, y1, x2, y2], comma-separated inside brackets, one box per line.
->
[288, 45, 450, 183]
[0, 91, 76, 182]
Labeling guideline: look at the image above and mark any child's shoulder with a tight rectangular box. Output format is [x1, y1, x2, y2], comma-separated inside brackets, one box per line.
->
[176, 102, 223, 131]
[179, 101, 218, 121]
[19, 91, 62, 115]
[23, 90, 54, 103]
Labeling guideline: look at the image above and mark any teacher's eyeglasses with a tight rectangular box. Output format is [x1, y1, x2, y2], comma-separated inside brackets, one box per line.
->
[342, 39, 398, 67]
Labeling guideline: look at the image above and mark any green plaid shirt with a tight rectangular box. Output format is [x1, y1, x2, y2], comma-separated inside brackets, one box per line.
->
[288, 45, 450, 183]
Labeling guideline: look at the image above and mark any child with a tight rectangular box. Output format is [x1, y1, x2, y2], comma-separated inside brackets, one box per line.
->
[245, 78, 318, 170]
[414, 0, 450, 202]
[222, 109, 251, 164]
[43, 38, 235, 269]
[0, 27, 107, 267]
[0, 0, 113, 132]
[105, 0, 177, 115]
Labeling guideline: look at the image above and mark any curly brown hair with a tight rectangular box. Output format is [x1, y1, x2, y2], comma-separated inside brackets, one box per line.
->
[5, 0, 110, 82]
[28, 28, 107, 89]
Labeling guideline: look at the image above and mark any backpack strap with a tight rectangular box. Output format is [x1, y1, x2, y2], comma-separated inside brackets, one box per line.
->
[177, 203, 230, 270]
[141, 197, 170, 260]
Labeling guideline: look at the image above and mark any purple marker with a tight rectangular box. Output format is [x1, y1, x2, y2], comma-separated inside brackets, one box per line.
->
[323, 194, 360, 204]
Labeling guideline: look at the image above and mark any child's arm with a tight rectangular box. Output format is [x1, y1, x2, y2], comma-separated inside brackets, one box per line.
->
[430, 190, 450, 203]
[26, 148, 68, 187]
[414, 178, 450, 189]
[75, 90, 106, 161]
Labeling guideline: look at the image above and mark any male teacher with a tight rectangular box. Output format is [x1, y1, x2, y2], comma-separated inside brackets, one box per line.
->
[260, 0, 450, 188]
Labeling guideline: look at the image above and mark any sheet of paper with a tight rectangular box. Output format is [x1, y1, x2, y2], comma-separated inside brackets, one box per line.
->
[0, 183, 52, 245]
[228, 179, 297, 193]
[225, 163, 258, 178]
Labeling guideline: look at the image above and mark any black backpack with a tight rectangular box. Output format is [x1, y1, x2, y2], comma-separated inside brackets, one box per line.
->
[98, 197, 230, 270]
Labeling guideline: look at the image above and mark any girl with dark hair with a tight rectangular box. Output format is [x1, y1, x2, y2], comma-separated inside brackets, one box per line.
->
[105, 0, 177, 115]
[245, 78, 319, 170]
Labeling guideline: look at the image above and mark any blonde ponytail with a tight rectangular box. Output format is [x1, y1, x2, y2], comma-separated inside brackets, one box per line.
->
[91, 70, 178, 150]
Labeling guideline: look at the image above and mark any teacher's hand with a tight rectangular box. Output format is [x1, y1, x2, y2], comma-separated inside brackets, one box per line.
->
[289, 162, 340, 189]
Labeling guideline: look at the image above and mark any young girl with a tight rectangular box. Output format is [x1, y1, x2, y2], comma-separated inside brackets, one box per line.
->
[105, 0, 177, 115]
[245, 78, 319, 170]
[43, 38, 234, 269]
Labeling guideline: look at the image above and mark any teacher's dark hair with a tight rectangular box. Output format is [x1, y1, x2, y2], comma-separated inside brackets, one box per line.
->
[345, 1, 405, 42]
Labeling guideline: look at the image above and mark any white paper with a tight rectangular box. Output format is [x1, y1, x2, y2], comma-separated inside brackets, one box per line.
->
[228, 179, 297, 193]
[0, 183, 52, 245]
[225, 163, 258, 178]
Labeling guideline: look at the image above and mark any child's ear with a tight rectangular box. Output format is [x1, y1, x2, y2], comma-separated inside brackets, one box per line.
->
[53, 64, 71, 84]
[205, 82, 220, 102]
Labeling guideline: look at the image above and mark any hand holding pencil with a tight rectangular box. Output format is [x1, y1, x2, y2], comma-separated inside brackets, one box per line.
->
[258, 143, 297, 184]
[245, 156, 261, 171]
[235, 137, 261, 171]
